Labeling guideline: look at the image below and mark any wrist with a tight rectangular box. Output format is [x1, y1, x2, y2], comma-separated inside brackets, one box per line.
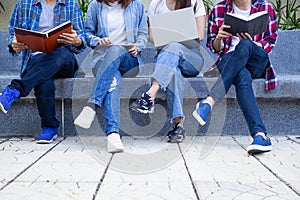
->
[74, 37, 82, 47]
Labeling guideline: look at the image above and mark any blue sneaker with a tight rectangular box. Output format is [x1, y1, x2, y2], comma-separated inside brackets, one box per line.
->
[192, 100, 211, 126]
[0, 87, 20, 114]
[36, 127, 58, 144]
[247, 135, 272, 154]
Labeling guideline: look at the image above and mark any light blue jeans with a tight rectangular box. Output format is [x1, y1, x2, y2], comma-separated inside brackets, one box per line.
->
[89, 45, 139, 135]
[152, 42, 204, 122]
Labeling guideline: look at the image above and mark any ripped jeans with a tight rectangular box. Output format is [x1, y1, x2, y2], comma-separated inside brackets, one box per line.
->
[89, 45, 139, 135]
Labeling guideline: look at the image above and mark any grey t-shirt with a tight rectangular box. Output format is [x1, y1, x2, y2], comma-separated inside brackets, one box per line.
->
[33, 0, 55, 54]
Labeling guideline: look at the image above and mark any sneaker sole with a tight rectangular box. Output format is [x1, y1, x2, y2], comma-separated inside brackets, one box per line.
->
[247, 144, 272, 154]
[36, 134, 58, 144]
[130, 106, 154, 114]
[73, 107, 96, 129]
[0, 103, 8, 114]
[74, 119, 93, 129]
[168, 136, 185, 143]
[192, 110, 206, 126]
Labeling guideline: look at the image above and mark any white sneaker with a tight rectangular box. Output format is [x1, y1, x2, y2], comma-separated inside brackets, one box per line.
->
[107, 133, 124, 153]
[74, 106, 96, 129]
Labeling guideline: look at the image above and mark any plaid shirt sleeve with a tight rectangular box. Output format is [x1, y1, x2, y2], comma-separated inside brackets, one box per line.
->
[253, 2, 278, 54]
[206, 2, 228, 56]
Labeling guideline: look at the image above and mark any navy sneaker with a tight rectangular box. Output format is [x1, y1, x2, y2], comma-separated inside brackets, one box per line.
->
[247, 135, 272, 154]
[130, 93, 154, 114]
[0, 87, 20, 114]
[36, 127, 58, 144]
[167, 124, 185, 143]
[192, 100, 211, 126]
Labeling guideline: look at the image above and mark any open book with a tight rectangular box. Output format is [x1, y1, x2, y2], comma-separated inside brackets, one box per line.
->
[14, 21, 72, 53]
[224, 11, 269, 36]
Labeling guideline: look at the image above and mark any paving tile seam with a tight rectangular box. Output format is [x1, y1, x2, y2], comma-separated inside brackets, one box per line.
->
[0, 138, 11, 145]
[92, 154, 114, 200]
[178, 143, 200, 200]
[232, 136, 300, 197]
[0, 137, 65, 191]
[286, 136, 300, 145]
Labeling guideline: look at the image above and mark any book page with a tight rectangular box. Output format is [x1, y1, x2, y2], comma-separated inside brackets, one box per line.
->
[226, 10, 268, 21]
[248, 11, 268, 21]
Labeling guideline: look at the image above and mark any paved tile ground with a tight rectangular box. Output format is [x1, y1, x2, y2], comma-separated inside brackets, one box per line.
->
[0, 135, 299, 200]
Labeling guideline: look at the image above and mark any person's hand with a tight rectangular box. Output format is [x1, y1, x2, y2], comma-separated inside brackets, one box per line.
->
[213, 24, 232, 52]
[58, 30, 82, 47]
[11, 40, 28, 53]
[127, 45, 138, 57]
[98, 37, 113, 46]
[216, 24, 232, 40]
[237, 32, 263, 48]
[236, 32, 252, 40]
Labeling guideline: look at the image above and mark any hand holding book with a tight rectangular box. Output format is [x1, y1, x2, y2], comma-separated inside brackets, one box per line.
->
[57, 29, 82, 47]
[14, 21, 73, 53]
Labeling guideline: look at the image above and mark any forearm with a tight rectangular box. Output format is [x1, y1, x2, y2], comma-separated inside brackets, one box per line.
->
[213, 37, 224, 52]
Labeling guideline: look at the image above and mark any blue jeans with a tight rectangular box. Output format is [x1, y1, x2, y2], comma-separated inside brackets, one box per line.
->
[10, 46, 77, 128]
[152, 42, 204, 122]
[89, 45, 139, 135]
[209, 39, 269, 137]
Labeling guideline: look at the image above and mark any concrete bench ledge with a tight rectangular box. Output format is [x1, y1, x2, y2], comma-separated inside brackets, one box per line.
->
[0, 30, 299, 137]
[1, 75, 299, 99]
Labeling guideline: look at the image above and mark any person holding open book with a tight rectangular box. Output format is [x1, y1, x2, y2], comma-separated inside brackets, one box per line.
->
[0, 0, 86, 143]
[130, 0, 206, 143]
[192, 0, 278, 154]
[73, 0, 148, 153]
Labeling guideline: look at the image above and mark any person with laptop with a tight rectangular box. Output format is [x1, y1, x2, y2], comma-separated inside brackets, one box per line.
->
[130, 0, 206, 143]
[73, 0, 148, 153]
[192, 0, 278, 154]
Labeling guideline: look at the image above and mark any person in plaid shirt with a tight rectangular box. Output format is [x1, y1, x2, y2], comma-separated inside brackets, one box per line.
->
[192, 0, 278, 154]
[0, 0, 86, 144]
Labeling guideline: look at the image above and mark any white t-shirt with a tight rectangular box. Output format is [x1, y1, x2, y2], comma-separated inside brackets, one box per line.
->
[148, 0, 206, 17]
[94, 3, 127, 61]
[107, 3, 127, 44]
[228, 2, 251, 52]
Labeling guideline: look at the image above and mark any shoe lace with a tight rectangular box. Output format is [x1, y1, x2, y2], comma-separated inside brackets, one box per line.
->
[4, 89, 18, 103]
[138, 94, 152, 107]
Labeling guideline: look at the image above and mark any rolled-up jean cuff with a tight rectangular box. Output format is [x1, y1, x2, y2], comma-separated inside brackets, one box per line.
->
[88, 99, 102, 108]
[208, 93, 223, 104]
[170, 115, 185, 124]
[151, 65, 176, 90]
[106, 128, 120, 136]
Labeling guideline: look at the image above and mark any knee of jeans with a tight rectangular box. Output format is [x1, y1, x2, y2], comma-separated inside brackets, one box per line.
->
[236, 39, 253, 50]
[106, 45, 126, 55]
[34, 80, 55, 97]
[162, 42, 185, 54]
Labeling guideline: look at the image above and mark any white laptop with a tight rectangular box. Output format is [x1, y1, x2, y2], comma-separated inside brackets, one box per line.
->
[149, 7, 200, 49]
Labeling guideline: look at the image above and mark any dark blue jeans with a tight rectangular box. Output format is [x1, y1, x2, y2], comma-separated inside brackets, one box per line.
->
[209, 39, 269, 137]
[10, 46, 77, 129]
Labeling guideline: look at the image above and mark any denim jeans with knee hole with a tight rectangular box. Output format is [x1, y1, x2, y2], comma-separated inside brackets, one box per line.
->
[89, 45, 139, 135]
[152, 42, 204, 122]
[10, 46, 77, 128]
[209, 39, 269, 137]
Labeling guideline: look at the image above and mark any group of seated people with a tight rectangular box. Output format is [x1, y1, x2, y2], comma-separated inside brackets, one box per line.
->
[0, 0, 278, 155]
